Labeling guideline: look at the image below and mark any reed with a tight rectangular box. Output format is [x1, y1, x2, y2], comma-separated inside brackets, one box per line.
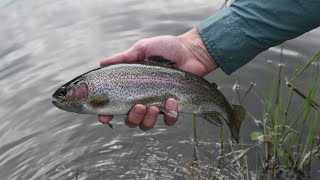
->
[200, 50, 320, 179]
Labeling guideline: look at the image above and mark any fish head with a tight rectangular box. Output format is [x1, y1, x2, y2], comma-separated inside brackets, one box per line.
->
[52, 76, 88, 113]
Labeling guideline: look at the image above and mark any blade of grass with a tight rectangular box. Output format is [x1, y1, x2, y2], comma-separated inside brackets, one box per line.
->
[75, 168, 78, 180]
[193, 115, 200, 167]
[294, 51, 320, 78]
[299, 68, 319, 170]
[292, 73, 317, 170]
[282, 56, 301, 136]
[299, 112, 320, 170]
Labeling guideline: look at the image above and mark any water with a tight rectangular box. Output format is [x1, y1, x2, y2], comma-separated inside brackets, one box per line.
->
[0, 0, 319, 179]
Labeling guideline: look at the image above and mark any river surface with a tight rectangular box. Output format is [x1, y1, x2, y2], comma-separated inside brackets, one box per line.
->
[0, 0, 319, 179]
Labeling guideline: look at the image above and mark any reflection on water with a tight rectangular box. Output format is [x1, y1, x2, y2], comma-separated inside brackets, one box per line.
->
[0, 0, 319, 179]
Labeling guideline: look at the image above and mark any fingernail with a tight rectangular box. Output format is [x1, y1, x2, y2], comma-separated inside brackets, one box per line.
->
[166, 98, 177, 110]
[134, 105, 145, 115]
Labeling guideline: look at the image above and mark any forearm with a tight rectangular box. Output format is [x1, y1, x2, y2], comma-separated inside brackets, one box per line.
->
[197, 0, 320, 75]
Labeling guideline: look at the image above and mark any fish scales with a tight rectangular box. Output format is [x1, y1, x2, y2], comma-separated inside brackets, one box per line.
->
[85, 64, 224, 115]
[52, 56, 246, 143]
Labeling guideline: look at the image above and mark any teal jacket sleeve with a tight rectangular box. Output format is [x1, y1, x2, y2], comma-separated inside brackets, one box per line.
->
[197, 0, 320, 75]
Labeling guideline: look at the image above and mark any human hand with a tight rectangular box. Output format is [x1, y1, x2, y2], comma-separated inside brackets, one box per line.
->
[98, 28, 218, 130]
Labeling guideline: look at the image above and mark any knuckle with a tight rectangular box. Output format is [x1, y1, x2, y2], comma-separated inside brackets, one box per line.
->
[145, 108, 159, 121]
[133, 105, 146, 116]
[133, 39, 149, 52]
[127, 116, 142, 126]
[146, 111, 158, 120]
[134, 39, 146, 48]
[140, 107, 159, 130]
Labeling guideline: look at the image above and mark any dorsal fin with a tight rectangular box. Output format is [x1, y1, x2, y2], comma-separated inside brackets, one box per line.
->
[144, 56, 176, 68]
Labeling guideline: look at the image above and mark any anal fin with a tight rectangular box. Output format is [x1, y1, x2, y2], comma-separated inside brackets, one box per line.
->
[199, 112, 223, 126]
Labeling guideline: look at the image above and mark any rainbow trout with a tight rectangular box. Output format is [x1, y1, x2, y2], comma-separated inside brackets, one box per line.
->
[52, 56, 245, 143]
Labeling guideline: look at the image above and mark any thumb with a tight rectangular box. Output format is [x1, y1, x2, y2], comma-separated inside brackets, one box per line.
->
[100, 43, 146, 67]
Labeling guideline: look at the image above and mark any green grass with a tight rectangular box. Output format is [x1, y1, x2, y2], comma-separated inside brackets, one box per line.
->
[260, 50, 320, 178]
[192, 50, 320, 179]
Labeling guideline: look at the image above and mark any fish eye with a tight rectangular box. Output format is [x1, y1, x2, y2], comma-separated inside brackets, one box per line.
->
[59, 87, 67, 96]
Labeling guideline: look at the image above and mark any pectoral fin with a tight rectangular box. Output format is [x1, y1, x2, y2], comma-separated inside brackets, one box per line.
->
[199, 112, 223, 126]
[88, 94, 109, 108]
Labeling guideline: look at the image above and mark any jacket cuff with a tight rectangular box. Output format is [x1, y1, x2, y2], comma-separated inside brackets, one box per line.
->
[197, 8, 264, 75]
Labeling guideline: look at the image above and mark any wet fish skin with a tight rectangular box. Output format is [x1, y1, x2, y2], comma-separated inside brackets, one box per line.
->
[52, 56, 246, 143]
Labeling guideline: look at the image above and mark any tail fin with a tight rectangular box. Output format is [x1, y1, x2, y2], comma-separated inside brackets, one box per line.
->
[228, 105, 246, 143]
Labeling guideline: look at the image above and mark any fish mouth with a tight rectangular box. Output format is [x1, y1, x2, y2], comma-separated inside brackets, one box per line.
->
[51, 99, 65, 111]
[52, 100, 57, 106]
[51, 96, 60, 108]
[52, 99, 59, 107]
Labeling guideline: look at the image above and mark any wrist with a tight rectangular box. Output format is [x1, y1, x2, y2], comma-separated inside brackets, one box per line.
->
[178, 28, 218, 73]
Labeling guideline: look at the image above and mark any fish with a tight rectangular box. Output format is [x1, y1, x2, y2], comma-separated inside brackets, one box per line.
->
[52, 56, 246, 143]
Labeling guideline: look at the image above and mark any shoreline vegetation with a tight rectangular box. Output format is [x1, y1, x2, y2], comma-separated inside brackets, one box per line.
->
[191, 50, 320, 179]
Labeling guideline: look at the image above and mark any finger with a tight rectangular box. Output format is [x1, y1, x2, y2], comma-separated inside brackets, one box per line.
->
[100, 42, 146, 67]
[125, 104, 146, 127]
[100, 51, 130, 67]
[164, 98, 179, 126]
[98, 115, 113, 124]
[139, 106, 159, 131]
[124, 117, 137, 128]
